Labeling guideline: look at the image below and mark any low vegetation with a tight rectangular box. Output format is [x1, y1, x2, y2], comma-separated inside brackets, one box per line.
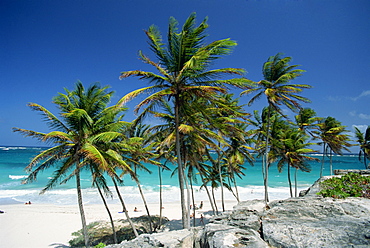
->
[318, 173, 370, 199]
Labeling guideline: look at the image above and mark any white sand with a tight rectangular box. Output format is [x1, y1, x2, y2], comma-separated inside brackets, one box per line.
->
[0, 200, 238, 248]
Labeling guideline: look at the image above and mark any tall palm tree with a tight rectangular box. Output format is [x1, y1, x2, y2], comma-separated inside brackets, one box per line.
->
[118, 13, 246, 228]
[272, 126, 318, 197]
[241, 53, 312, 203]
[314, 116, 352, 176]
[294, 108, 321, 136]
[354, 126, 370, 169]
[13, 82, 129, 247]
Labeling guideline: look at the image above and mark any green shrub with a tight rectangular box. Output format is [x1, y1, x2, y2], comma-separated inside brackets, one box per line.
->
[94, 243, 106, 248]
[318, 173, 370, 199]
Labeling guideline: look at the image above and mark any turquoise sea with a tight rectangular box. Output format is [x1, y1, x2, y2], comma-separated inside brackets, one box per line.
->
[0, 146, 364, 206]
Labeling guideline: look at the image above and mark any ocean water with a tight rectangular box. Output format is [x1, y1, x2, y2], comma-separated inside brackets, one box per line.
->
[0, 146, 364, 206]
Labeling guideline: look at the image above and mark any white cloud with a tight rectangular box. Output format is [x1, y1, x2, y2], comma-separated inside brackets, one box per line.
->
[351, 90, 370, 101]
[327, 96, 343, 102]
[359, 113, 370, 120]
[348, 111, 370, 120]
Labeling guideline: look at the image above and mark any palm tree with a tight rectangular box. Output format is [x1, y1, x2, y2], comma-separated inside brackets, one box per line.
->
[272, 126, 318, 197]
[354, 126, 370, 169]
[13, 82, 129, 247]
[120, 135, 160, 233]
[241, 53, 312, 203]
[294, 108, 321, 136]
[118, 13, 246, 228]
[314, 116, 352, 176]
[223, 122, 254, 202]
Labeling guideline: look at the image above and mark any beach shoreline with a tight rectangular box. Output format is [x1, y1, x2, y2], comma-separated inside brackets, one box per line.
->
[0, 199, 240, 248]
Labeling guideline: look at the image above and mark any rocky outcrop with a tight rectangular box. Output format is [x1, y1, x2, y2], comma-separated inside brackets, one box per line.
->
[106, 198, 370, 248]
[106, 228, 197, 248]
[262, 197, 370, 247]
[334, 169, 370, 175]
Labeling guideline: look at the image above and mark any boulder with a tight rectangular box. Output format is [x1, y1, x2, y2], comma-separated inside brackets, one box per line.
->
[107, 228, 197, 248]
[262, 197, 370, 248]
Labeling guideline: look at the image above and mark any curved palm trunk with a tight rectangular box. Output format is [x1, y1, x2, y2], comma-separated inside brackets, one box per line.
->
[294, 168, 298, 197]
[320, 143, 326, 177]
[287, 163, 293, 198]
[329, 149, 333, 175]
[199, 174, 216, 215]
[112, 179, 139, 237]
[264, 107, 272, 203]
[76, 169, 90, 248]
[135, 179, 153, 233]
[189, 177, 196, 227]
[218, 161, 225, 212]
[158, 166, 163, 230]
[183, 172, 191, 230]
[95, 182, 117, 244]
[230, 175, 240, 202]
[174, 95, 189, 229]
[211, 187, 219, 214]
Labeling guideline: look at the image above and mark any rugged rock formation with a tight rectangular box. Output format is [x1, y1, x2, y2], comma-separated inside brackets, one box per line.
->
[262, 197, 370, 247]
[104, 171, 370, 247]
[106, 196, 370, 248]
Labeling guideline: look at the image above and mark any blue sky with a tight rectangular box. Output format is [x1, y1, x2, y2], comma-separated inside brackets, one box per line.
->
[1, 0, 369, 152]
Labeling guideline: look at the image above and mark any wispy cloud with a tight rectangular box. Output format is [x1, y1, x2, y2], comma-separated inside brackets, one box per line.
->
[327, 90, 370, 102]
[359, 113, 370, 120]
[349, 111, 370, 120]
[327, 96, 343, 102]
[351, 90, 370, 101]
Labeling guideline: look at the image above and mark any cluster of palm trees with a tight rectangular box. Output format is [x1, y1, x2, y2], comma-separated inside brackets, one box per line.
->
[13, 13, 358, 247]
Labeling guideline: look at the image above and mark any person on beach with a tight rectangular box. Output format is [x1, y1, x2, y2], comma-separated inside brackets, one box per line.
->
[199, 214, 204, 225]
[199, 201, 203, 209]
[25, 201, 31, 205]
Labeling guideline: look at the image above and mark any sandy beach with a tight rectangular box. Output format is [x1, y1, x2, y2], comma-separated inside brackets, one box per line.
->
[0, 199, 238, 248]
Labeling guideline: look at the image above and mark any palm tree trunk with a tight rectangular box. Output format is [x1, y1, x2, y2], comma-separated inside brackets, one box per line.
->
[320, 143, 326, 177]
[211, 187, 219, 214]
[174, 95, 188, 229]
[232, 176, 240, 203]
[264, 106, 272, 203]
[183, 171, 191, 230]
[329, 149, 333, 175]
[218, 161, 225, 212]
[76, 169, 90, 248]
[135, 180, 153, 233]
[287, 163, 293, 198]
[112, 179, 139, 237]
[95, 182, 117, 244]
[199, 173, 216, 215]
[158, 166, 163, 230]
[294, 168, 298, 197]
[189, 177, 196, 227]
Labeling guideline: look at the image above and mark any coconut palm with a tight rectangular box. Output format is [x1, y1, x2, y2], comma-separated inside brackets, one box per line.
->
[118, 13, 246, 228]
[13, 82, 130, 247]
[241, 53, 312, 203]
[223, 122, 254, 202]
[272, 126, 318, 197]
[354, 126, 370, 169]
[294, 108, 321, 136]
[314, 116, 352, 176]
